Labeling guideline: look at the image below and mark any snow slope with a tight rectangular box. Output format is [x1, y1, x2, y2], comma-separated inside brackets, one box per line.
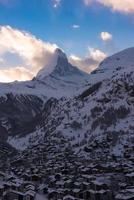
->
[89, 47, 134, 84]
[99, 47, 134, 71]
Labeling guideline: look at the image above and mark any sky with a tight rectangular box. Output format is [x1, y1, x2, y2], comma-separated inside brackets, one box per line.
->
[0, 0, 134, 82]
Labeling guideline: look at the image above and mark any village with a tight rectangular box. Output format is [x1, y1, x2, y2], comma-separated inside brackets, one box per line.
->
[0, 136, 134, 200]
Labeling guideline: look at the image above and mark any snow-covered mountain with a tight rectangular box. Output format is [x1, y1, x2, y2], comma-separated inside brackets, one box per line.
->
[0, 48, 89, 99]
[0, 47, 133, 200]
[90, 47, 134, 80]
[36, 48, 86, 79]
[99, 47, 134, 72]
[0, 47, 134, 162]
[0, 48, 89, 141]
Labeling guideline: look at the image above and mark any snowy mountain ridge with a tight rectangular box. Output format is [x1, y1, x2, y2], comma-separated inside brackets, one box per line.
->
[1, 47, 134, 200]
[0, 48, 89, 99]
[0, 47, 134, 161]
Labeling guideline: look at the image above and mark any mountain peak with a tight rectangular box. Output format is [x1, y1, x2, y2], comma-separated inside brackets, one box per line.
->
[53, 48, 70, 76]
[36, 48, 85, 80]
[35, 48, 67, 79]
[55, 48, 67, 59]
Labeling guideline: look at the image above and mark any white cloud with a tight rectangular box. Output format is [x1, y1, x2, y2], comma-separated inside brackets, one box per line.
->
[100, 32, 112, 41]
[70, 48, 107, 73]
[0, 58, 4, 64]
[53, 0, 61, 8]
[88, 47, 107, 61]
[0, 26, 107, 82]
[84, 0, 134, 14]
[0, 67, 33, 83]
[72, 24, 80, 29]
[0, 26, 58, 82]
[98, 0, 134, 14]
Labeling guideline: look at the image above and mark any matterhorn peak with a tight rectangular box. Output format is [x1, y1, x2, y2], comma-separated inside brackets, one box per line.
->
[35, 48, 67, 79]
[55, 48, 67, 59]
[36, 48, 84, 80]
[55, 48, 68, 64]
[52, 48, 72, 76]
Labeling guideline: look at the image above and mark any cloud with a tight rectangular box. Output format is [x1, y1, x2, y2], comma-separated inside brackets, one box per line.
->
[0, 26, 58, 82]
[0, 58, 4, 64]
[98, 0, 134, 14]
[100, 32, 112, 41]
[72, 24, 80, 29]
[70, 48, 107, 73]
[53, 0, 61, 8]
[0, 26, 107, 82]
[88, 47, 107, 61]
[84, 0, 93, 6]
[84, 0, 134, 14]
[0, 67, 33, 82]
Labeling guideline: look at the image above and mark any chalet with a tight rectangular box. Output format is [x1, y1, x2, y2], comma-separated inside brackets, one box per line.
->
[55, 180, 65, 189]
[129, 155, 134, 162]
[3, 190, 24, 200]
[10, 182, 21, 192]
[11, 158, 25, 167]
[31, 174, 41, 182]
[63, 194, 75, 200]
[81, 174, 94, 183]
[80, 167, 90, 174]
[84, 190, 94, 200]
[88, 189, 113, 200]
[49, 179, 56, 188]
[39, 183, 48, 194]
[7, 175, 16, 182]
[25, 184, 35, 192]
[0, 171, 5, 181]
[43, 187, 48, 194]
[115, 188, 134, 200]
[55, 173, 61, 181]
[126, 172, 134, 186]
[3, 189, 36, 200]
[21, 174, 31, 182]
[3, 182, 11, 191]
[48, 190, 59, 200]
[90, 180, 109, 191]
[74, 181, 81, 189]
[0, 183, 4, 197]
[24, 190, 36, 200]
[81, 181, 90, 190]
[118, 182, 127, 190]
[72, 189, 81, 198]
[72, 188, 81, 199]
[64, 180, 73, 188]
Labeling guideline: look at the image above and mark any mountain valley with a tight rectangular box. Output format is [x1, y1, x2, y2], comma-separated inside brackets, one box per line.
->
[0, 48, 134, 200]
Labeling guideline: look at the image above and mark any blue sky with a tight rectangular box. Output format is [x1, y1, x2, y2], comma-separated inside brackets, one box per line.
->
[0, 0, 133, 82]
